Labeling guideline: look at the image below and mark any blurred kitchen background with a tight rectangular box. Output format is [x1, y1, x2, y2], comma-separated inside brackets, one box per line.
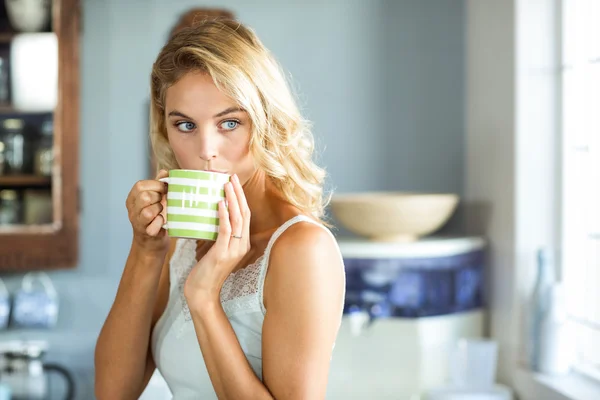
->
[0, 0, 598, 399]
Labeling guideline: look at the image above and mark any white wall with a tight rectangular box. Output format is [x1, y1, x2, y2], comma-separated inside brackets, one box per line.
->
[0, 0, 467, 398]
[465, 0, 517, 384]
[465, 0, 561, 388]
[514, 0, 561, 367]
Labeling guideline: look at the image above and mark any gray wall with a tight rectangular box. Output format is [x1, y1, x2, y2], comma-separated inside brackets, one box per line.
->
[0, 0, 464, 398]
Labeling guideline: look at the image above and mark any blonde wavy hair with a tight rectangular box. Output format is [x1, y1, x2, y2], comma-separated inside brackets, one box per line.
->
[149, 19, 330, 223]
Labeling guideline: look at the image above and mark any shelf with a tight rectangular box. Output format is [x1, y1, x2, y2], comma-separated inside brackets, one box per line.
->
[0, 30, 55, 44]
[0, 105, 16, 114]
[0, 223, 57, 234]
[0, 105, 54, 115]
[0, 32, 15, 43]
[0, 175, 51, 187]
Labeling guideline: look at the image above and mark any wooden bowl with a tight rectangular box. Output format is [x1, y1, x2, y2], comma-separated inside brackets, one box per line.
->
[330, 192, 459, 242]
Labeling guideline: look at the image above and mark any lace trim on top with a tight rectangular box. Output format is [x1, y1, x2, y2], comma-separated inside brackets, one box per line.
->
[220, 254, 265, 315]
[169, 215, 321, 326]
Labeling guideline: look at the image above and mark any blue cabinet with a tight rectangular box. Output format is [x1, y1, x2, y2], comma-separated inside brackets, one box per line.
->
[339, 237, 486, 319]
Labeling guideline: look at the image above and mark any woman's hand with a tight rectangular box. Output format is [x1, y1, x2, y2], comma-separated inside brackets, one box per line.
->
[184, 174, 251, 304]
[126, 169, 169, 255]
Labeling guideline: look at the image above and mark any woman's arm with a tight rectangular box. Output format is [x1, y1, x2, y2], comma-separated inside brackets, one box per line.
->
[262, 224, 345, 398]
[95, 171, 172, 399]
[190, 294, 273, 399]
[189, 223, 345, 400]
[94, 239, 173, 400]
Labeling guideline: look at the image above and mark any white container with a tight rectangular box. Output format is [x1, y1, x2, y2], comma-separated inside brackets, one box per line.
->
[326, 310, 485, 399]
[425, 384, 513, 400]
[337, 236, 485, 259]
[537, 282, 573, 375]
[329, 236, 487, 399]
[450, 338, 498, 388]
[10, 33, 58, 112]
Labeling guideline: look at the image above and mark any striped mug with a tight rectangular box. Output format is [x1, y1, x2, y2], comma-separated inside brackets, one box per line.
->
[159, 169, 230, 240]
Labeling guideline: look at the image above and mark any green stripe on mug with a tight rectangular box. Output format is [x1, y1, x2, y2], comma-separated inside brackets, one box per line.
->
[163, 169, 230, 241]
[167, 229, 218, 240]
[170, 170, 230, 181]
[167, 199, 220, 210]
[167, 184, 225, 197]
[166, 214, 219, 225]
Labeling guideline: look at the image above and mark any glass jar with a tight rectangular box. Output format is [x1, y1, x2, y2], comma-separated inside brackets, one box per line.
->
[2, 118, 29, 174]
[0, 57, 8, 105]
[23, 190, 52, 225]
[34, 118, 53, 176]
[0, 190, 21, 225]
[0, 140, 5, 175]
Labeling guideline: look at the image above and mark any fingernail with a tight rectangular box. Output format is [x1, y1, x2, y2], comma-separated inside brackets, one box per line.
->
[233, 174, 239, 183]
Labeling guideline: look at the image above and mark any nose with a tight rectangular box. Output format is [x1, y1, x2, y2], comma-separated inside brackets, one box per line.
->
[197, 131, 218, 164]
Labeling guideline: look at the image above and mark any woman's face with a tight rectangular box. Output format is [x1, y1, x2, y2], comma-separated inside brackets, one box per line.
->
[164, 72, 255, 184]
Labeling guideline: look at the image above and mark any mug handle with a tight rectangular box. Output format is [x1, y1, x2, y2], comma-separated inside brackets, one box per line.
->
[43, 362, 76, 400]
[159, 177, 169, 230]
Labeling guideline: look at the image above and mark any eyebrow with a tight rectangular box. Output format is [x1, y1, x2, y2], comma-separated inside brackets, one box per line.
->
[213, 107, 244, 118]
[167, 110, 193, 119]
[167, 107, 244, 120]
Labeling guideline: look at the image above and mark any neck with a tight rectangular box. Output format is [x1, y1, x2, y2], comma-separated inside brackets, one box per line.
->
[241, 168, 280, 236]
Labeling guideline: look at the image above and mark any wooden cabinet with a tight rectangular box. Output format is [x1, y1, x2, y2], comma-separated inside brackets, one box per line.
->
[0, 0, 80, 271]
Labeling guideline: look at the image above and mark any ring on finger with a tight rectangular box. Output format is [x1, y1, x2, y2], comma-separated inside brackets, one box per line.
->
[231, 234, 242, 239]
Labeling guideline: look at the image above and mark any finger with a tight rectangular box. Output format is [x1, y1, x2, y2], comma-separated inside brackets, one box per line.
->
[214, 200, 231, 253]
[146, 213, 165, 236]
[225, 181, 243, 239]
[155, 170, 169, 198]
[231, 174, 250, 239]
[128, 170, 168, 205]
[157, 169, 169, 222]
[139, 203, 163, 225]
[136, 190, 162, 208]
[134, 179, 167, 196]
[156, 169, 168, 180]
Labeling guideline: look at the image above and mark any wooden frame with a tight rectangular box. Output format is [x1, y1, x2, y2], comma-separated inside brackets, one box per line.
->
[0, 0, 80, 271]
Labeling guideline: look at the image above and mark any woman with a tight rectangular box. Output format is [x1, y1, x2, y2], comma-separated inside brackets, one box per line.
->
[95, 18, 345, 399]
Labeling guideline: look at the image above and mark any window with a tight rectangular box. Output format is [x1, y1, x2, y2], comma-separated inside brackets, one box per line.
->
[561, 0, 600, 378]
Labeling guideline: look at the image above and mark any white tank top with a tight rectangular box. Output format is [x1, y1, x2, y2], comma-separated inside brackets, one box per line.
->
[150, 215, 342, 399]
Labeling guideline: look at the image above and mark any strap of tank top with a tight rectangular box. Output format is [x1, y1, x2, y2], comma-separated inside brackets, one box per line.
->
[257, 215, 327, 315]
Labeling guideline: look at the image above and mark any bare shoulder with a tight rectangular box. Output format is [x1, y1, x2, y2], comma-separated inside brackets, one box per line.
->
[271, 221, 339, 262]
[264, 220, 345, 310]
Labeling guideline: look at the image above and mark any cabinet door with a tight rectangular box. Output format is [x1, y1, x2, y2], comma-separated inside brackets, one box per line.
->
[0, 0, 80, 270]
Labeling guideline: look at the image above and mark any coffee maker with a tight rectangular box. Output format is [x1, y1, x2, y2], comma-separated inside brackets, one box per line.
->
[0, 340, 74, 400]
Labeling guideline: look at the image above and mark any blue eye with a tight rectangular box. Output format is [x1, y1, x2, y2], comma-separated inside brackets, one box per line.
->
[176, 121, 195, 132]
[220, 120, 239, 131]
